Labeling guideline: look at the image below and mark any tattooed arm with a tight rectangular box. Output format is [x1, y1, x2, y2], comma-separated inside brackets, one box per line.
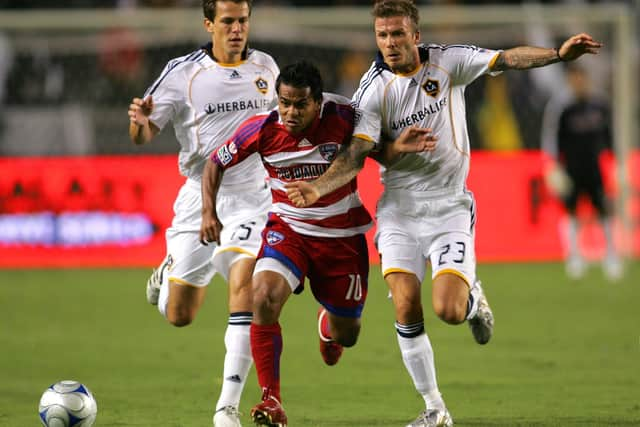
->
[285, 136, 374, 207]
[491, 32, 602, 71]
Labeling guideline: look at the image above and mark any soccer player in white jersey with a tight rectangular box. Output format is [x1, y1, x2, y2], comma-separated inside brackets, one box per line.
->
[127, 1, 278, 426]
[286, 1, 602, 426]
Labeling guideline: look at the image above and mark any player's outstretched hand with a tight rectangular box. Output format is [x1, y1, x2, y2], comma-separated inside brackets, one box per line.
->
[558, 33, 603, 61]
[285, 181, 320, 208]
[392, 126, 437, 153]
[199, 212, 222, 246]
[128, 96, 154, 126]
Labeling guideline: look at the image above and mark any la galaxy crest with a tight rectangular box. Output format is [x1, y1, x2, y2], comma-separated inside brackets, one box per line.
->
[319, 143, 338, 162]
[422, 79, 440, 98]
[255, 77, 269, 94]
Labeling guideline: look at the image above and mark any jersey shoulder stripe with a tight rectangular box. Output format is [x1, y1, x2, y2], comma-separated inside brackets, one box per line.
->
[425, 43, 479, 52]
[233, 112, 274, 147]
[353, 63, 386, 107]
[322, 101, 355, 124]
[144, 48, 207, 97]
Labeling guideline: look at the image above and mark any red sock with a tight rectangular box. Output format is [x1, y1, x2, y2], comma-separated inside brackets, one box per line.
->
[250, 322, 283, 402]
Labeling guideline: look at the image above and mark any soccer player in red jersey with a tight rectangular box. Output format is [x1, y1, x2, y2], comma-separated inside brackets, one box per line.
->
[201, 60, 436, 426]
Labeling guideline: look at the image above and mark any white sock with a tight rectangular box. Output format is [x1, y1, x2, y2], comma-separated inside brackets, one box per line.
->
[601, 217, 616, 259]
[567, 216, 579, 259]
[397, 326, 445, 411]
[157, 271, 170, 318]
[215, 314, 253, 411]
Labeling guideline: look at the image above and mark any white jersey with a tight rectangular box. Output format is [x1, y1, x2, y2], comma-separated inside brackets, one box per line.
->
[144, 44, 279, 188]
[353, 44, 501, 196]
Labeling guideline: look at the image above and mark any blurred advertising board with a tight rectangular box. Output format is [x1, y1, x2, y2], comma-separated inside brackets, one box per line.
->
[0, 152, 637, 267]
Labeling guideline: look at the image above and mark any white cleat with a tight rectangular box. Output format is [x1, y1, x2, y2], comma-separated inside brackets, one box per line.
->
[406, 408, 453, 427]
[468, 281, 494, 345]
[146, 257, 170, 305]
[213, 406, 242, 427]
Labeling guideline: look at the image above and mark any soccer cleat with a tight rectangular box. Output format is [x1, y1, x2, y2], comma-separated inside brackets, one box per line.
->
[317, 307, 343, 366]
[250, 394, 287, 427]
[146, 257, 170, 305]
[213, 406, 242, 427]
[468, 281, 494, 345]
[406, 408, 453, 427]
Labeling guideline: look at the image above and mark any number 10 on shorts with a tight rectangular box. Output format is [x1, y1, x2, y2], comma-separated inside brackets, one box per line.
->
[346, 274, 363, 301]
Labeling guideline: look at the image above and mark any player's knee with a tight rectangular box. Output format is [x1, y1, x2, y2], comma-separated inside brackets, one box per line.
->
[394, 297, 422, 320]
[334, 328, 360, 347]
[166, 308, 195, 327]
[432, 298, 466, 325]
[251, 282, 283, 321]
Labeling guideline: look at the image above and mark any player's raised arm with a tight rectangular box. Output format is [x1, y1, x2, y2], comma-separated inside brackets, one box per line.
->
[128, 96, 159, 145]
[286, 135, 374, 207]
[200, 158, 223, 246]
[491, 33, 602, 71]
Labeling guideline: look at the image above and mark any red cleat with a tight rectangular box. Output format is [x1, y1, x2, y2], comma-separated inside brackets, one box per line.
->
[318, 307, 343, 366]
[250, 393, 288, 427]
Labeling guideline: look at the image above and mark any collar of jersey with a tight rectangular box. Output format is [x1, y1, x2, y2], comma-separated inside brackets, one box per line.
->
[201, 41, 248, 66]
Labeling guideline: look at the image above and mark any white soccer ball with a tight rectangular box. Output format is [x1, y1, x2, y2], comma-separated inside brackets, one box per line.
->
[38, 380, 97, 427]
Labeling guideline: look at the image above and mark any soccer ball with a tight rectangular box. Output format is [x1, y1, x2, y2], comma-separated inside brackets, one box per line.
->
[38, 380, 97, 427]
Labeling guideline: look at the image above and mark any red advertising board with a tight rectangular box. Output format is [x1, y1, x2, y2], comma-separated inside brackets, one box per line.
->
[0, 152, 637, 267]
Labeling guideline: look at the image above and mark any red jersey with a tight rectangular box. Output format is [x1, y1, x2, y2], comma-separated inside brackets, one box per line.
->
[212, 99, 372, 238]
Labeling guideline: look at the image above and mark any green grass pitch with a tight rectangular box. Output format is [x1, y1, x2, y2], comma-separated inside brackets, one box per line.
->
[2, 262, 639, 426]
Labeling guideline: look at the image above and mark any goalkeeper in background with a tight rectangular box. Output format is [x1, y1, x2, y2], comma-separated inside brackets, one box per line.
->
[541, 63, 623, 281]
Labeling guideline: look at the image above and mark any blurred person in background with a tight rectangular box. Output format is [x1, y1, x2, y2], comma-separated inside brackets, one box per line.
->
[286, 1, 602, 426]
[541, 63, 622, 281]
[127, 1, 279, 426]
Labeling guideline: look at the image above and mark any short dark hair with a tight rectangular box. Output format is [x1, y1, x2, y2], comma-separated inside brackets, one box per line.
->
[372, 0, 419, 31]
[276, 61, 324, 102]
[202, 0, 252, 22]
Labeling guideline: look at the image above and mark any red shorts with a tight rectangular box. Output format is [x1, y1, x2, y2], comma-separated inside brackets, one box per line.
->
[258, 214, 369, 318]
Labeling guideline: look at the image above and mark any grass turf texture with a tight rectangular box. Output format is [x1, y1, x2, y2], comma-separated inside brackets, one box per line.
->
[2, 262, 639, 426]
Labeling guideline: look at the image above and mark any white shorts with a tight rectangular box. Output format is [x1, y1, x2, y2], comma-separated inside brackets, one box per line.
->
[165, 178, 270, 286]
[375, 188, 477, 286]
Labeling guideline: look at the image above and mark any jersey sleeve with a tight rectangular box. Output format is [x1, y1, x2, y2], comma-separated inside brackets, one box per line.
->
[350, 66, 384, 144]
[143, 61, 187, 131]
[211, 115, 266, 169]
[440, 45, 502, 86]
